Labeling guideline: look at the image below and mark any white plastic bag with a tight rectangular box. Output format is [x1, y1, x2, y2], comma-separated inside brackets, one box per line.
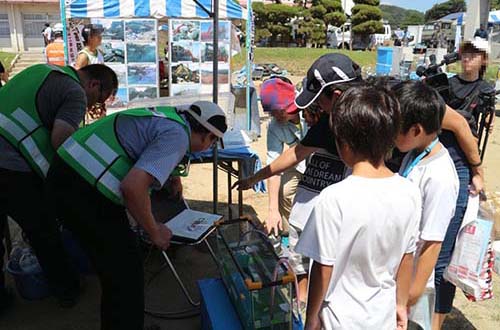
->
[444, 196, 494, 301]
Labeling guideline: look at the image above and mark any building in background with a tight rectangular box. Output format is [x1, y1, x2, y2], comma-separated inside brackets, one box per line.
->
[0, 0, 59, 52]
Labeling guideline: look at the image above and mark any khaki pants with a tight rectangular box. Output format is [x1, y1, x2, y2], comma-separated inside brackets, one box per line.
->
[278, 169, 302, 236]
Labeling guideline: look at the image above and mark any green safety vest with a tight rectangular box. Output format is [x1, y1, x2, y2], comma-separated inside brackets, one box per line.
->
[0, 64, 81, 178]
[57, 106, 190, 205]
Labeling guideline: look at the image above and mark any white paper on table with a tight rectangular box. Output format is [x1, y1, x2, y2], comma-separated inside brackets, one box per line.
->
[163, 209, 222, 241]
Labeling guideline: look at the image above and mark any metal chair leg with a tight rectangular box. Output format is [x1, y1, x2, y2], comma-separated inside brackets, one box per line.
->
[161, 250, 200, 307]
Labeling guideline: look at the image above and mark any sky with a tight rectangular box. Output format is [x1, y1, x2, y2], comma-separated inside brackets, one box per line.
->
[380, 0, 451, 13]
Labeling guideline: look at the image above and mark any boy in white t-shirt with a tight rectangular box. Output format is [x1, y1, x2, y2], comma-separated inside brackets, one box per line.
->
[393, 81, 459, 330]
[296, 85, 421, 329]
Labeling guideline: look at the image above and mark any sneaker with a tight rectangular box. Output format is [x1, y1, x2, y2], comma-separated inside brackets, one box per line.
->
[0, 287, 14, 315]
[56, 278, 85, 308]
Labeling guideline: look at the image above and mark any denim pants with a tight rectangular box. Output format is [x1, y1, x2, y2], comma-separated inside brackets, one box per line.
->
[434, 165, 470, 313]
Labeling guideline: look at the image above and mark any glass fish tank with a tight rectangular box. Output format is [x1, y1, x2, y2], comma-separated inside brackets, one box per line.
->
[215, 217, 294, 330]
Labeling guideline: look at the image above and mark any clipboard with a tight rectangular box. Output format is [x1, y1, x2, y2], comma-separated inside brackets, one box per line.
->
[164, 208, 223, 244]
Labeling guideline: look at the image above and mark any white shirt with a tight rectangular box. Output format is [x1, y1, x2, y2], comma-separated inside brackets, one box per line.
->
[399, 146, 459, 289]
[296, 175, 421, 329]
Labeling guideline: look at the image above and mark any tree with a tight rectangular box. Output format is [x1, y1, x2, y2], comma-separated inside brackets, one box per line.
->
[351, 0, 383, 49]
[424, 0, 466, 22]
[309, 0, 346, 45]
[252, 3, 299, 46]
[492, 0, 500, 10]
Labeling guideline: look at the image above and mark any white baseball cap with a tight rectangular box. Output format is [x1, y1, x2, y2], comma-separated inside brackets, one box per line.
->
[185, 101, 227, 138]
[462, 38, 489, 54]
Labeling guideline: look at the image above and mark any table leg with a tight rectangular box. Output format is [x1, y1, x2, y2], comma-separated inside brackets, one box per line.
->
[161, 250, 200, 307]
[238, 160, 243, 217]
[227, 164, 232, 219]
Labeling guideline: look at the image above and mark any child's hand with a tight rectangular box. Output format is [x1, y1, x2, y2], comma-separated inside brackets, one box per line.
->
[396, 305, 408, 330]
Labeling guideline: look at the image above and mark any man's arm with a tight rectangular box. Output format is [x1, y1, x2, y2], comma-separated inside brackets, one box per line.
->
[51, 119, 78, 149]
[396, 253, 414, 330]
[121, 168, 172, 250]
[442, 105, 484, 194]
[305, 261, 333, 330]
[408, 241, 442, 306]
[233, 143, 317, 190]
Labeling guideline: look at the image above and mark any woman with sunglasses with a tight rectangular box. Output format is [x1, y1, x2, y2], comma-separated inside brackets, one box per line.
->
[45, 101, 227, 330]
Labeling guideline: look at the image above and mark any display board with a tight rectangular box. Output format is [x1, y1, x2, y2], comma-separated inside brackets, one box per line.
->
[169, 19, 231, 97]
[92, 18, 159, 107]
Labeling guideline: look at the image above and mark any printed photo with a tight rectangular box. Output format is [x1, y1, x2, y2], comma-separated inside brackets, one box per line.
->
[171, 84, 200, 97]
[171, 41, 200, 63]
[200, 21, 230, 42]
[101, 41, 125, 63]
[95, 19, 124, 41]
[172, 20, 200, 41]
[108, 64, 127, 86]
[171, 63, 200, 84]
[125, 20, 156, 42]
[200, 64, 229, 84]
[128, 86, 158, 102]
[126, 42, 156, 63]
[201, 43, 229, 63]
[108, 88, 128, 107]
[128, 64, 157, 85]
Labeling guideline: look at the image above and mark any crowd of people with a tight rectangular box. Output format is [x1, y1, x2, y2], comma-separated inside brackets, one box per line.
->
[0, 22, 495, 329]
[234, 38, 493, 330]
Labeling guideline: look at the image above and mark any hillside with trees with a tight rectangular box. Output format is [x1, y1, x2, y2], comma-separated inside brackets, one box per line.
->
[424, 0, 466, 22]
[380, 4, 425, 27]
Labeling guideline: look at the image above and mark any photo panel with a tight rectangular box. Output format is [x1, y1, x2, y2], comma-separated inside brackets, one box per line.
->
[171, 41, 200, 63]
[107, 64, 127, 86]
[170, 84, 201, 97]
[95, 19, 124, 41]
[201, 43, 230, 63]
[128, 86, 158, 102]
[101, 41, 125, 63]
[126, 42, 156, 63]
[172, 20, 200, 42]
[125, 19, 156, 42]
[200, 21, 231, 42]
[171, 63, 200, 84]
[127, 64, 157, 85]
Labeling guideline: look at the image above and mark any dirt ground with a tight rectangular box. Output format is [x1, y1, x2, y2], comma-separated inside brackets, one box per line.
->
[1, 97, 500, 329]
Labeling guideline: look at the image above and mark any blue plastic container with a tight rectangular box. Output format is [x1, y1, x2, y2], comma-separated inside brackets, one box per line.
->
[6, 258, 50, 300]
[376, 47, 393, 76]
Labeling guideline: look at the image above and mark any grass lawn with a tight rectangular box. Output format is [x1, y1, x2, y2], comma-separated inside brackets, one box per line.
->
[0, 51, 16, 70]
[232, 47, 377, 76]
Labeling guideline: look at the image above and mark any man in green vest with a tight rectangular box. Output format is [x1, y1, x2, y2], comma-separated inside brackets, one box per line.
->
[0, 63, 118, 313]
[45, 101, 227, 329]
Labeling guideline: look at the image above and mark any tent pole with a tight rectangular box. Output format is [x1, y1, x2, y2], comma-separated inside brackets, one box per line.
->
[212, 0, 219, 214]
[60, 0, 69, 64]
[246, 1, 252, 131]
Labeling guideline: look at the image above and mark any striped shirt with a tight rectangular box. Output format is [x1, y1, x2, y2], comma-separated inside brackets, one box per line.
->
[116, 114, 190, 189]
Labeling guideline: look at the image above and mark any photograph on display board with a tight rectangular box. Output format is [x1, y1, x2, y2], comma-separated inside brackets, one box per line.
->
[171, 84, 200, 97]
[126, 42, 156, 63]
[200, 21, 230, 42]
[200, 64, 229, 84]
[172, 63, 200, 84]
[108, 64, 127, 86]
[108, 88, 128, 107]
[201, 43, 229, 63]
[171, 41, 200, 63]
[128, 64, 157, 85]
[101, 41, 125, 63]
[128, 86, 158, 102]
[95, 19, 124, 41]
[172, 20, 200, 41]
[125, 20, 156, 42]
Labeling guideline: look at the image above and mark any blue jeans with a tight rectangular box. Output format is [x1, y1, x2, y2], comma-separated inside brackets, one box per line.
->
[434, 165, 470, 314]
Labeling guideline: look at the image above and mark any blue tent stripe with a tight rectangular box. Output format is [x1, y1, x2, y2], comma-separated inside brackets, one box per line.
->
[104, 0, 121, 17]
[69, 0, 87, 18]
[134, 0, 151, 17]
[195, 0, 211, 18]
[226, 0, 243, 19]
[492, 14, 500, 22]
[166, 0, 182, 17]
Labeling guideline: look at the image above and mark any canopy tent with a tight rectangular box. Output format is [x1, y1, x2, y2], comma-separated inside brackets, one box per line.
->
[60, 0, 251, 214]
[64, 0, 245, 20]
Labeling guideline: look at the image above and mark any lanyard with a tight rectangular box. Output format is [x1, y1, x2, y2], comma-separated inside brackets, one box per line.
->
[402, 138, 439, 178]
